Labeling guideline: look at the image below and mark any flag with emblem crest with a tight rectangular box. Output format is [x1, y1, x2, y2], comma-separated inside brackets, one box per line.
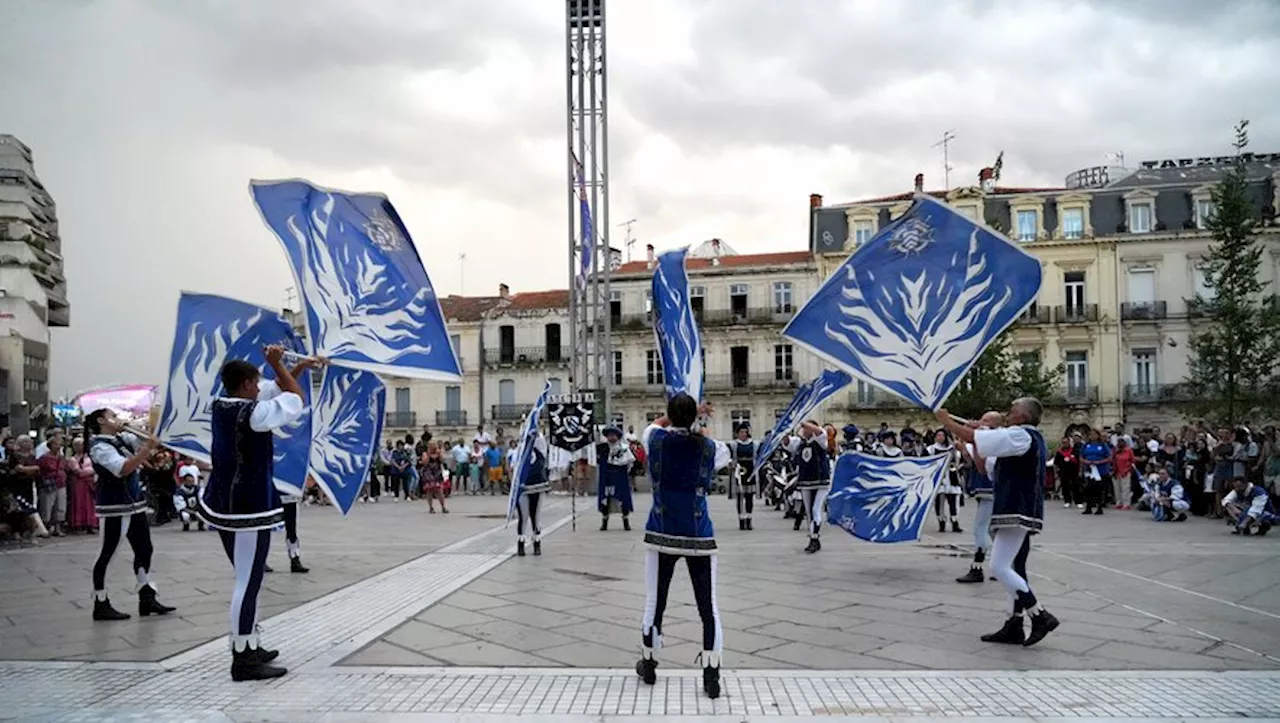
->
[782, 195, 1041, 411]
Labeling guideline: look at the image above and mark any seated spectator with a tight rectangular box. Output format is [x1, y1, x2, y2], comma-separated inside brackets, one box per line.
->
[1145, 467, 1189, 522]
[1223, 477, 1276, 536]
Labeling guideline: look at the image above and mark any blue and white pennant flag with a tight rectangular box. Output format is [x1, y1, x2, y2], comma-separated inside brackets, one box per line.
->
[251, 179, 462, 382]
[826, 452, 951, 543]
[506, 381, 552, 522]
[783, 195, 1041, 411]
[309, 367, 386, 516]
[651, 248, 703, 401]
[754, 369, 852, 474]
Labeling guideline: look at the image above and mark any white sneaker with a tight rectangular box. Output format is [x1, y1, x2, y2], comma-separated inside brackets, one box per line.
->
[1063, 502, 1071, 508]
[1076, 504, 1084, 508]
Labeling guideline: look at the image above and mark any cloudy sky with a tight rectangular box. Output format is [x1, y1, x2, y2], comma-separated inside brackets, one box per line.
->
[2, 0, 1279, 396]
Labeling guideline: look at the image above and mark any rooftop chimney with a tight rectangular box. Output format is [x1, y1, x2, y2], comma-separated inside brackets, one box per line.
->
[498, 283, 509, 299]
[809, 193, 823, 209]
[913, 173, 924, 193]
[978, 167, 996, 192]
[646, 243, 656, 269]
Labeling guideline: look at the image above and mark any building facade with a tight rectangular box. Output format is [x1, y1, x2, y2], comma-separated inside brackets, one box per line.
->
[0, 135, 69, 433]
[811, 153, 1280, 433]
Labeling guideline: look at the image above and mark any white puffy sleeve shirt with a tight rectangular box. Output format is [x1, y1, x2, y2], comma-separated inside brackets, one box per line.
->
[974, 426, 1033, 460]
[249, 379, 306, 433]
[642, 424, 733, 472]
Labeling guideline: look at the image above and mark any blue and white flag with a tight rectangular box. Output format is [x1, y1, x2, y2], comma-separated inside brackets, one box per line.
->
[308, 367, 385, 517]
[572, 152, 594, 292]
[783, 195, 1041, 411]
[754, 369, 852, 473]
[651, 248, 703, 401]
[251, 179, 462, 381]
[155, 292, 311, 492]
[506, 381, 551, 522]
[826, 452, 950, 543]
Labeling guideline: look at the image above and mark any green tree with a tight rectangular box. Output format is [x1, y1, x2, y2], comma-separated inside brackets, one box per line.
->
[944, 328, 1063, 420]
[1184, 120, 1280, 425]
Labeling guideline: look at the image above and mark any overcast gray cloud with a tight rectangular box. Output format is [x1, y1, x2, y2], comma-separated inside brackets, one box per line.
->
[1, 0, 1277, 396]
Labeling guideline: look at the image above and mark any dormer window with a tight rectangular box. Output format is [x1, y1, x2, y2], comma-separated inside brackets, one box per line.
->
[1061, 208, 1084, 239]
[1195, 199, 1215, 229]
[1129, 202, 1153, 233]
[1008, 196, 1045, 242]
[846, 207, 879, 247]
[853, 219, 875, 246]
[1016, 210, 1038, 242]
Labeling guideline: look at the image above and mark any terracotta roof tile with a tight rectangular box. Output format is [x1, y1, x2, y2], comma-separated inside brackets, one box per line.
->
[504, 289, 571, 310]
[614, 250, 813, 275]
[438, 295, 503, 322]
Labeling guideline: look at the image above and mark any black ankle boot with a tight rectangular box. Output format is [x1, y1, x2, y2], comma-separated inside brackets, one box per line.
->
[738, 519, 746, 531]
[622, 516, 631, 531]
[1023, 610, 1060, 647]
[241, 646, 280, 663]
[700, 651, 721, 699]
[600, 516, 608, 531]
[533, 539, 542, 556]
[231, 647, 288, 681]
[290, 556, 309, 574]
[93, 597, 131, 621]
[745, 518, 753, 530]
[517, 539, 526, 557]
[951, 520, 963, 533]
[138, 585, 176, 617]
[793, 515, 803, 531]
[804, 537, 820, 554]
[980, 615, 1025, 644]
[956, 567, 985, 583]
[938, 520, 946, 533]
[182, 522, 190, 532]
[635, 652, 657, 685]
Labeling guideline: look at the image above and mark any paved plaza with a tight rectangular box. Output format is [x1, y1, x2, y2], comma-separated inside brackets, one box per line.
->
[1, 491, 1278, 721]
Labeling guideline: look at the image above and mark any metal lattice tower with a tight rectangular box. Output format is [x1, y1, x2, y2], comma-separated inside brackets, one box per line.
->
[565, 0, 612, 417]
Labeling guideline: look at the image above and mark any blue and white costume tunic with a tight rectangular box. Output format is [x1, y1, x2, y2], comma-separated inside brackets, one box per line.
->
[975, 425, 1047, 533]
[787, 435, 831, 491]
[596, 440, 636, 514]
[964, 443, 996, 499]
[198, 380, 305, 532]
[1148, 476, 1190, 520]
[733, 439, 758, 492]
[522, 436, 551, 496]
[642, 424, 731, 556]
[1223, 483, 1278, 527]
[88, 433, 148, 518]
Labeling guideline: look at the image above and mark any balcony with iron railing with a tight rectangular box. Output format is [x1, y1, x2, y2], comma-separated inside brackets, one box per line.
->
[435, 410, 468, 426]
[1124, 383, 1193, 404]
[1015, 305, 1051, 325]
[491, 403, 533, 422]
[612, 306, 794, 332]
[483, 346, 572, 367]
[615, 376, 666, 395]
[846, 390, 910, 410]
[1053, 304, 1099, 324]
[1048, 384, 1099, 405]
[1121, 301, 1168, 321]
[703, 372, 801, 392]
[385, 411, 417, 428]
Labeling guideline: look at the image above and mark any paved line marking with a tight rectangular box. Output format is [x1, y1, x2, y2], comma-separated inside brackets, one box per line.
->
[1043, 550, 1280, 622]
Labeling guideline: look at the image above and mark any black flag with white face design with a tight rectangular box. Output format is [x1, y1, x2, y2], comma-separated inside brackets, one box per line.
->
[547, 392, 596, 452]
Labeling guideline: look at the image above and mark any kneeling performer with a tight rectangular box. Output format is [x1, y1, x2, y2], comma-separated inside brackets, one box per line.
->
[637, 394, 732, 699]
[199, 345, 307, 681]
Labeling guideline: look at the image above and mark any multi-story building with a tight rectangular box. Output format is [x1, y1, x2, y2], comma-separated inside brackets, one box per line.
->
[0, 135, 69, 432]
[811, 153, 1280, 433]
[606, 239, 821, 440]
[383, 286, 570, 443]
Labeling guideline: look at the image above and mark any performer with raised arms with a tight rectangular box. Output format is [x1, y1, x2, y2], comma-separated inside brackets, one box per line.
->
[956, 411, 1004, 584]
[786, 420, 831, 553]
[597, 426, 635, 531]
[516, 433, 550, 556]
[732, 423, 758, 530]
[936, 398, 1059, 647]
[636, 393, 732, 699]
[199, 344, 308, 681]
[85, 409, 176, 621]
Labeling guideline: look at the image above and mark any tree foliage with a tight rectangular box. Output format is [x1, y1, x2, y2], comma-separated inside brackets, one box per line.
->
[1184, 120, 1280, 425]
[944, 328, 1063, 421]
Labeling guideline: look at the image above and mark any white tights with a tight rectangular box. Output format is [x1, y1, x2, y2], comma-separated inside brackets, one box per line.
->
[989, 527, 1036, 615]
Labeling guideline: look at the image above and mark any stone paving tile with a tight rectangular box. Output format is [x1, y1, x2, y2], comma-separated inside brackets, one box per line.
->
[424, 639, 558, 667]
[757, 641, 918, 669]
[342, 640, 448, 666]
[0, 496, 519, 662]
[382, 620, 477, 651]
[450, 619, 581, 654]
[473, 603, 589, 631]
[377, 494, 1280, 671]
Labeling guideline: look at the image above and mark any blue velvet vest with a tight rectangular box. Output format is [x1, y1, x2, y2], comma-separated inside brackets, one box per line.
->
[90, 434, 147, 518]
[965, 464, 994, 498]
[644, 428, 717, 555]
[522, 446, 550, 495]
[795, 437, 830, 489]
[991, 426, 1046, 533]
[198, 398, 283, 531]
